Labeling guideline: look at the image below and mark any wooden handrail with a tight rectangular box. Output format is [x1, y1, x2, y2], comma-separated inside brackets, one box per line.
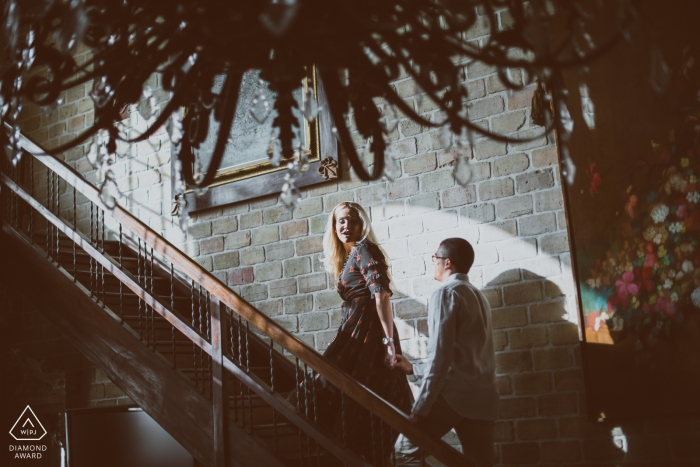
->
[15, 133, 473, 467]
[2, 174, 372, 467]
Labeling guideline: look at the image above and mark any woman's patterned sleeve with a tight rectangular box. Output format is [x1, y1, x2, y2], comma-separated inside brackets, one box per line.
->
[358, 241, 392, 298]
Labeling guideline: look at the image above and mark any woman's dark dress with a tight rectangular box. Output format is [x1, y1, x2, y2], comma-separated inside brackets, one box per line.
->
[316, 239, 414, 463]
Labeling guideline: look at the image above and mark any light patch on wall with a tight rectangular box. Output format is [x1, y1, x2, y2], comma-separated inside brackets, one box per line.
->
[381, 202, 578, 359]
[611, 426, 628, 453]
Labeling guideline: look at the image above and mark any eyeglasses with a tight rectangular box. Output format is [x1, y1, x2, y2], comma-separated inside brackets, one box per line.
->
[431, 254, 448, 262]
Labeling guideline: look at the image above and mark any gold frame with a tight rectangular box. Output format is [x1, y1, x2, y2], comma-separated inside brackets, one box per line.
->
[186, 67, 321, 191]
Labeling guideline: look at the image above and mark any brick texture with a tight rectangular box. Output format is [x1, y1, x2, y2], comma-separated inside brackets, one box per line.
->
[15, 25, 695, 467]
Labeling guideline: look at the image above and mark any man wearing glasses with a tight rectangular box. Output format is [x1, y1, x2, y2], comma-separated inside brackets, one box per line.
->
[392, 238, 499, 467]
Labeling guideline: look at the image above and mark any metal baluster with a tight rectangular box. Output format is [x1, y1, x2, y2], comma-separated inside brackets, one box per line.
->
[208, 291, 213, 395]
[191, 280, 199, 390]
[311, 369, 319, 466]
[391, 428, 396, 467]
[52, 172, 56, 259]
[11, 163, 18, 229]
[198, 286, 205, 394]
[118, 224, 123, 324]
[170, 263, 177, 368]
[245, 320, 250, 371]
[89, 203, 94, 295]
[237, 315, 243, 367]
[237, 314, 245, 428]
[270, 338, 278, 453]
[303, 364, 311, 463]
[138, 239, 143, 340]
[16, 162, 21, 229]
[46, 168, 51, 259]
[150, 247, 155, 351]
[47, 168, 52, 257]
[55, 173, 59, 265]
[100, 210, 105, 306]
[100, 209, 105, 306]
[7, 162, 12, 227]
[72, 185, 76, 282]
[296, 358, 305, 467]
[29, 156, 33, 239]
[229, 312, 237, 423]
[245, 320, 253, 433]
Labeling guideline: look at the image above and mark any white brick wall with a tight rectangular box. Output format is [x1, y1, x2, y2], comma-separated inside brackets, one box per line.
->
[18, 8, 697, 465]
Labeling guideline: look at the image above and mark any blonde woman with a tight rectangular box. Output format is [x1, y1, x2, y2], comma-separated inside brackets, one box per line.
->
[317, 202, 413, 462]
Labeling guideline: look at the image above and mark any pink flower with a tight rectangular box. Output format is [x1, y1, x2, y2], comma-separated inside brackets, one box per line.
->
[644, 253, 657, 269]
[616, 271, 639, 300]
[677, 204, 687, 218]
[654, 296, 676, 318]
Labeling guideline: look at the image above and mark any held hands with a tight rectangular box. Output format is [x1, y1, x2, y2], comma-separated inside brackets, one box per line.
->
[390, 354, 413, 375]
[383, 341, 397, 367]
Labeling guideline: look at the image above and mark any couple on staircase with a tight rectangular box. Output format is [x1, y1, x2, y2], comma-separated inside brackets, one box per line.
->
[301, 201, 499, 467]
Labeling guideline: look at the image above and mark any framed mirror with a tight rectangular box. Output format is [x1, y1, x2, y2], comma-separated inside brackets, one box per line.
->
[173, 66, 339, 212]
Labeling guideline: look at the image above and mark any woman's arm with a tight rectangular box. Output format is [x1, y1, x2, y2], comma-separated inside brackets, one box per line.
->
[375, 289, 396, 365]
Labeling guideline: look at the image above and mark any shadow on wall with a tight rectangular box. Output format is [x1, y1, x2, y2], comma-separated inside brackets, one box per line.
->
[394, 269, 696, 466]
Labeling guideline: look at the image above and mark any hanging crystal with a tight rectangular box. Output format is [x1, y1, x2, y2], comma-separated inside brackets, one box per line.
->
[138, 86, 157, 120]
[87, 130, 111, 170]
[379, 104, 399, 133]
[453, 147, 473, 187]
[453, 156, 473, 187]
[297, 145, 310, 172]
[280, 172, 301, 208]
[380, 182, 391, 219]
[268, 136, 282, 167]
[171, 160, 190, 231]
[414, 81, 424, 109]
[91, 76, 114, 108]
[439, 125, 455, 149]
[249, 80, 271, 124]
[382, 153, 401, 181]
[41, 93, 63, 117]
[167, 110, 184, 146]
[560, 146, 577, 185]
[579, 82, 595, 130]
[192, 161, 209, 197]
[176, 194, 189, 230]
[12, 125, 21, 166]
[57, 0, 87, 53]
[302, 79, 319, 122]
[554, 93, 574, 143]
[98, 170, 122, 209]
[22, 29, 36, 68]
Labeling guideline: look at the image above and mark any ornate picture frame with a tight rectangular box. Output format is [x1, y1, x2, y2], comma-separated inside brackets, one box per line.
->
[172, 67, 338, 212]
[559, 13, 700, 421]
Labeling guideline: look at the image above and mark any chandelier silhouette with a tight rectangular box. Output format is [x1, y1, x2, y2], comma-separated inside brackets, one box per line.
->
[0, 0, 648, 214]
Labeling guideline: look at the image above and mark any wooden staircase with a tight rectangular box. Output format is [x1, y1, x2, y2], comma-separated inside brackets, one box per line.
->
[0, 134, 472, 467]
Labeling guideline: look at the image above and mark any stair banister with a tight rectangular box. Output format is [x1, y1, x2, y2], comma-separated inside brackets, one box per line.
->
[13, 132, 473, 467]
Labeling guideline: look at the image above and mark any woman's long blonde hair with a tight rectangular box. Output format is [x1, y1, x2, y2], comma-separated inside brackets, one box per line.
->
[322, 202, 391, 282]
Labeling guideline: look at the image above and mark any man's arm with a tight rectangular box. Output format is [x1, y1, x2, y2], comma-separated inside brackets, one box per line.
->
[411, 288, 457, 416]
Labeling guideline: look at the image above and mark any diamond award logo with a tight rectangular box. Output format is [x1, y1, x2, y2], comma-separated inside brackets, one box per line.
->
[9, 406, 46, 441]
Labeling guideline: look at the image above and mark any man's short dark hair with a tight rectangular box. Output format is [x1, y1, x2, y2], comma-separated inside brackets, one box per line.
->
[438, 238, 474, 274]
